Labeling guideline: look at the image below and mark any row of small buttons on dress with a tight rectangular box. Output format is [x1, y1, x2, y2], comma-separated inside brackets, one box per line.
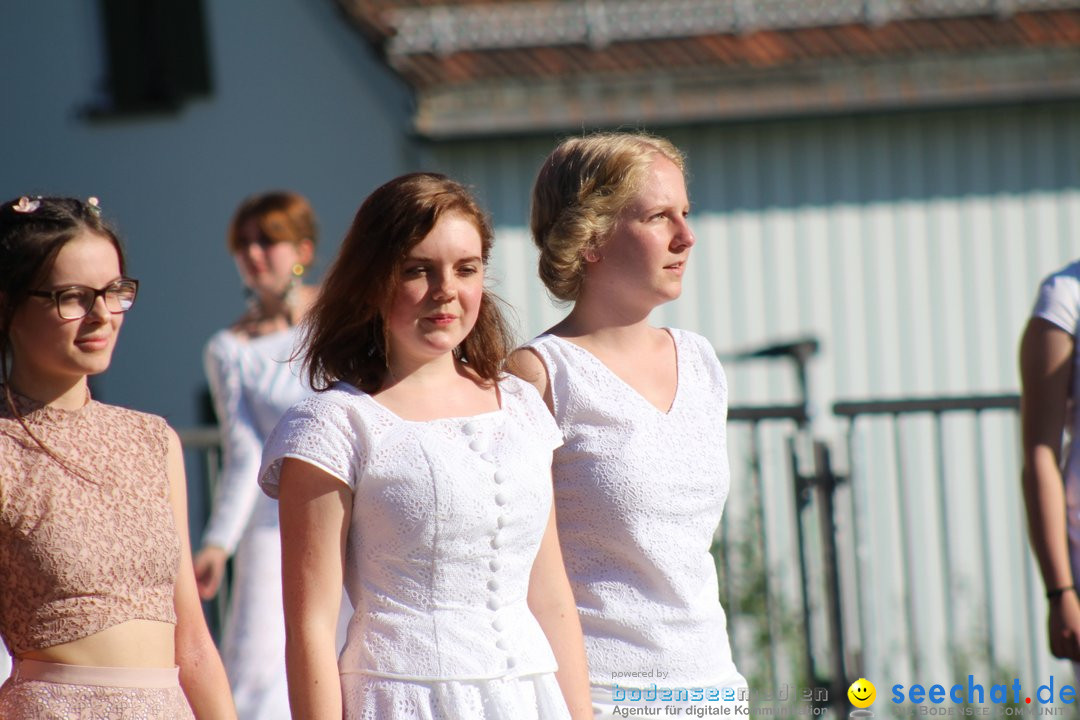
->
[462, 418, 516, 671]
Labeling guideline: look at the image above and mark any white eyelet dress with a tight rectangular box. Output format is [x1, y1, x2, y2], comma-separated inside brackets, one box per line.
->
[202, 328, 310, 720]
[524, 329, 747, 712]
[259, 374, 572, 720]
[203, 328, 351, 720]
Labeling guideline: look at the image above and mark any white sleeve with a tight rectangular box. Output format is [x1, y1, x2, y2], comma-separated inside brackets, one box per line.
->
[1032, 267, 1080, 337]
[509, 374, 563, 451]
[259, 392, 363, 499]
[200, 333, 263, 555]
[689, 330, 729, 416]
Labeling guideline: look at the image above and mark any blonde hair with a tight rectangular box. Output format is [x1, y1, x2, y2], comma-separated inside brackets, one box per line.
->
[530, 132, 685, 302]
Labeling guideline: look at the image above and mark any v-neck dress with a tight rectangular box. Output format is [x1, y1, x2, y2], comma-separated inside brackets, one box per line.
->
[258, 374, 571, 720]
[525, 329, 745, 705]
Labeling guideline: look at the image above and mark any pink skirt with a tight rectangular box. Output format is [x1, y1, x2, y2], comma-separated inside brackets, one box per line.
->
[0, 658, 195, 719]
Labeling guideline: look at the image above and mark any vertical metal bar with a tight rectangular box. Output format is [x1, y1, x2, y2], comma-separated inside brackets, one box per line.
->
[972, 411, 996, 666]
[892, 413, 921, 678]
[933, 412, 958, 679]
[719, 420, 738, 624]
[203, 443, 228, 641]
[789, 434, 818, 686]
[750, 420, 779, 689]
[813, 441, 848, 710]
[719, 500, 734, 614]
[846, 418, 870, 678]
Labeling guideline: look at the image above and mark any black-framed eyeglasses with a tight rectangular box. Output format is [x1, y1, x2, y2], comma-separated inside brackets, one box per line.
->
[27, 278, 139, 320]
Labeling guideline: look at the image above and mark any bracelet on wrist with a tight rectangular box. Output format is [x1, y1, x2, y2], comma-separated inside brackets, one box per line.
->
[1047, 585, 1075, 600]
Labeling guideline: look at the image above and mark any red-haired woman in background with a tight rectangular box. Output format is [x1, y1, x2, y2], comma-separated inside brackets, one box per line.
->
[192, 191, 348, 720]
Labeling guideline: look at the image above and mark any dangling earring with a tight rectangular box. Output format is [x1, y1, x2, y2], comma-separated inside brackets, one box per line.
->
[283, 263, 304, 312]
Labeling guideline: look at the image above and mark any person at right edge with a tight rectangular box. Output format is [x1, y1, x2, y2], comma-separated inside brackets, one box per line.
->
[509, 132, 748, 717]
[1020, 258, 1080, 675]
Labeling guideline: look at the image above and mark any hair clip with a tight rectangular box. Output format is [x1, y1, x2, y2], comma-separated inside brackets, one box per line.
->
[12, 196, 40, 213]
[87, 196, 101, 216]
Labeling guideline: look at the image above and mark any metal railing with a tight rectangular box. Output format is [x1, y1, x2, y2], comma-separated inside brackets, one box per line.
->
[718, 391, 1047, 710]
[176, 362, 1053, 707]
[177, 426, 227, 639]
[830, 394, 1049, 689]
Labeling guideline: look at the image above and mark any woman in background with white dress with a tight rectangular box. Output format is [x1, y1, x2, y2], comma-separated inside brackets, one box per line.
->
[192, 191, 319, 720]
[510, 132, 747, 717]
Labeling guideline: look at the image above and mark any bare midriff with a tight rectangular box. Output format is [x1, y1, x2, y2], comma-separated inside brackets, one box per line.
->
[19, 619, 177, 668]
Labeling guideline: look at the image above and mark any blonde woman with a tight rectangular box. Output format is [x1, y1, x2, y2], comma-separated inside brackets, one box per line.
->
[511, 133, 747, 717]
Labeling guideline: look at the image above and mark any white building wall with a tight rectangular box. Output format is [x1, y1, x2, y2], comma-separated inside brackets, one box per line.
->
[426, 101, 1080, 692]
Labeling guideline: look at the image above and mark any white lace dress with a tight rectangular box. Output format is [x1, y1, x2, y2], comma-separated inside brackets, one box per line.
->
[203, 327, 350, 720]
[259, 374, 572, 720]
[525, 329, 746, 711]
[202, 328, 310, 720]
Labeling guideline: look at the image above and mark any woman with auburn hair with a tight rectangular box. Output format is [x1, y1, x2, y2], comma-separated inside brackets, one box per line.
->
[0, 196, 235, 718]
[192, 190, 344, 719]
[258, 172, 591, 719]
[510, 132, 747, 717]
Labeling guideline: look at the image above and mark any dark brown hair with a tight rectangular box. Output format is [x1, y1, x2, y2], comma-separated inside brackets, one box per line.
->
[0, 196, 127, 383]
[227, 190, 318, 258]
[0, 196, 128, 481]
[302, 172, 512, 393]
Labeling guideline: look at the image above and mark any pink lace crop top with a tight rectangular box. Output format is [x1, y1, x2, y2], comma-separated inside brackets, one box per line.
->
[0, 390, 180, 655]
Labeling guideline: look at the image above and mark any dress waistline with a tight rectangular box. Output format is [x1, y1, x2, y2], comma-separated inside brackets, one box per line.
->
[11, 658, 181, 688]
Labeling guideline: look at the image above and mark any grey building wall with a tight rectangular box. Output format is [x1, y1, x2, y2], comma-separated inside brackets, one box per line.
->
[423, 103, 1080, 405]
[422, 103, 1080, 687]
[0, 0, 415, 430]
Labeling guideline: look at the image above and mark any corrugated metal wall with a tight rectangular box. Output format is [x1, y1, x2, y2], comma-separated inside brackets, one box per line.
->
[423, 101, 1080, 695]
[425, 102, 1080, 405]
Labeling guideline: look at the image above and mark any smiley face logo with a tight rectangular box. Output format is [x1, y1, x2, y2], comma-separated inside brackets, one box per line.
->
[848, 678, 876, 708]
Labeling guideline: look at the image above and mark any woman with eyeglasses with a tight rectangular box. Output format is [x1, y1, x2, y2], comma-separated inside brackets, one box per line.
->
[0, 196, 235, 718]
[192, 191, 345, 720]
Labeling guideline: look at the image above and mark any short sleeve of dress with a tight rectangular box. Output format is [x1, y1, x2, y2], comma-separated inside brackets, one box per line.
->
[259, 390, 364, 498]
[1032, 262, 1080, 337]
[504, 374, 563, 452]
